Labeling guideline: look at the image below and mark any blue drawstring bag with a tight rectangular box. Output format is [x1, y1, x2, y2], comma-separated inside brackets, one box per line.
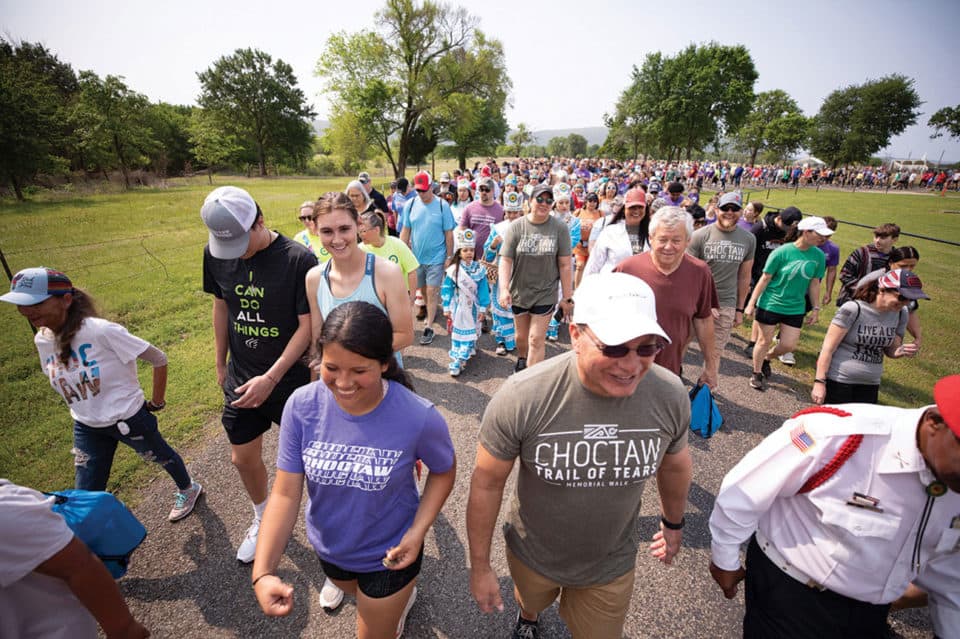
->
[46, 489, 147, 578]
[689, 383, 723, 438]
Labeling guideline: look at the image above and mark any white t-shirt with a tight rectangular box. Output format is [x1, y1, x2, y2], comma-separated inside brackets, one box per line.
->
[0, 479, 99, 638]
[35, 318, 149, 427]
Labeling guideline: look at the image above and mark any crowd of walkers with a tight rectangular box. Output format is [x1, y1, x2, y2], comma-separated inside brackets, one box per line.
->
[1, 155, 956, 639]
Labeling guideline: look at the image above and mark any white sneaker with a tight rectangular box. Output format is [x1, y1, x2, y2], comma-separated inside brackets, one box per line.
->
[778, 352, 796, 366]
[396, 586, 417, 638]
[236, 519, 260, 563]
[319, 577, 344, 611]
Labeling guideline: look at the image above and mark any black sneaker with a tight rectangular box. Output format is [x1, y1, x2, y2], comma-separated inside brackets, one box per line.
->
[512, 611, 539, 639]
[514, 357, 527, 373]
[419, 327, 435, 345]
[743, 341, 756, 357]
[416, 305, 427, 321]
[761, 358, 772, 379]
[750, 372, 766, 391]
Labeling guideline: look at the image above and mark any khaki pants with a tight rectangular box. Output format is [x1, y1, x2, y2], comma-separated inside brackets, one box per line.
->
[506, 547, 635, 639]
[713, 306, 737, 355]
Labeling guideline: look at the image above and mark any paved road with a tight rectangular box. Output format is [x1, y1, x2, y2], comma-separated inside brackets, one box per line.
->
[121, 327, 934, 638]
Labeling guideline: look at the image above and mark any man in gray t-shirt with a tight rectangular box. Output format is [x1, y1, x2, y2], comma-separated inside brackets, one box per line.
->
[467, 273, 692, 639]
[686, 192, 755, 355]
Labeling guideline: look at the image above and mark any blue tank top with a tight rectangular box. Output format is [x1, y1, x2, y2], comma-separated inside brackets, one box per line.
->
[317, 252, 386, 318]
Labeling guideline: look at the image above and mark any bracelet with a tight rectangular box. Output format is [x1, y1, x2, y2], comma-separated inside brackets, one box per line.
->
[146, 399, 165, 411]
[264, 372, 279, 385]
[735, 308, 744, 313]
[813, 306, 821, 311]
[252, 573, 274, 588]
[814, 378, 827, 385]
[660, 515, 685, 530]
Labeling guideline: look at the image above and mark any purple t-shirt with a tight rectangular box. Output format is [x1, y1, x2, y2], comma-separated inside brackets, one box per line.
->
[277, 380, 455, 572]
[818, 240, 840, 267]
[460, 200, 504, 251]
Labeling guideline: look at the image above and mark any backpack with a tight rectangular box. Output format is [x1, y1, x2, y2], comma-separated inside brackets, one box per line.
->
[46, 489, 147, 578]
[689, 383, 723, 438]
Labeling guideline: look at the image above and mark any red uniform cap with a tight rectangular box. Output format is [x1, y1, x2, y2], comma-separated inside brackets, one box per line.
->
[934, 375, 960, 437]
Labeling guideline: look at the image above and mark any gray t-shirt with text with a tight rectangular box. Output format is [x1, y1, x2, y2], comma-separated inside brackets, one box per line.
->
[479, 351, 689, 586]
[687, 224, 755, 308]
[828, 301, 907, 385]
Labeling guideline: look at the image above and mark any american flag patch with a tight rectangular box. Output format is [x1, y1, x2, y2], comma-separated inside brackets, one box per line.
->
[790, 425, 815, 452]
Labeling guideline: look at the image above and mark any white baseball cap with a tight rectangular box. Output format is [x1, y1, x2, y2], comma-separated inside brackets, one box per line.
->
[201, 186, 259, 259]
[572, 273, 670, 345]
[797, 216, 835, 236]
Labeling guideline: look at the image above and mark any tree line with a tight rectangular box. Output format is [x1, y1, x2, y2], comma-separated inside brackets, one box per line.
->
[4, 1, 960, 201]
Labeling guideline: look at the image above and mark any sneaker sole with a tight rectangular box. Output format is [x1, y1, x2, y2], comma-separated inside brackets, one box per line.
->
[168, 484, 204, 522]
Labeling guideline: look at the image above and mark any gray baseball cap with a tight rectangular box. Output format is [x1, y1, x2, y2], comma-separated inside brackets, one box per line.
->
[201, 186, 258, 259]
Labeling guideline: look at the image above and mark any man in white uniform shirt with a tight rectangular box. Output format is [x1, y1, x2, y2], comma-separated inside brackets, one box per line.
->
[709, 376, 960, 639]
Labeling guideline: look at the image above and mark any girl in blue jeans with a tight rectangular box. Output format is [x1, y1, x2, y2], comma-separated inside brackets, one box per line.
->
[1, 267, 202, 522]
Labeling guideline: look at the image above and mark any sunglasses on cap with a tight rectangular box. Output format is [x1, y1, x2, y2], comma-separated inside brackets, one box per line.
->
[535, 195, 554, 205]
[585, 331, 663, 358]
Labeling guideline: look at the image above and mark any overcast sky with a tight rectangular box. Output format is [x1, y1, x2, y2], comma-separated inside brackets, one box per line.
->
[4, 0, 959, 162]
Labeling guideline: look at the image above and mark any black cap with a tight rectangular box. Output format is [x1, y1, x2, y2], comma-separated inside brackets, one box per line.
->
[779, 206, 802, 225]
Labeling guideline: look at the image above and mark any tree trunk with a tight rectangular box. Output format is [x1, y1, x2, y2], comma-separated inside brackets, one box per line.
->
[458, 152, 467, 172]
[114, 134, 131, 189]
[207, 167, 213, 185]
[750, 148, 759, 166]
[10, 174, 24, 201]
[257, 141, 267, 177]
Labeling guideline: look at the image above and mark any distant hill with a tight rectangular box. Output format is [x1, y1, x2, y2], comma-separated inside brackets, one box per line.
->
[312, 119, 330, 136]
[526, 127, 609, 147]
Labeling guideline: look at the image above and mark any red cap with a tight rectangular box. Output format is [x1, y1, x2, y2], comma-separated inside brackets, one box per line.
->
[413, 171, 432, 191]
[624, 188, 646, 207]
[481, 166, 491, 177]
[934, 375, 960, 437]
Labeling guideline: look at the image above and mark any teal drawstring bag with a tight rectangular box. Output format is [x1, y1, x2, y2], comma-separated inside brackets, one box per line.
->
[689, 383, 723, 438]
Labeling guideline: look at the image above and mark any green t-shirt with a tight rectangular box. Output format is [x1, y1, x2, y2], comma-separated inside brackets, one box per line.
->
[479, 351, 689, 586]
[360, 236, 420, 289]
[758, 242, 826, 315]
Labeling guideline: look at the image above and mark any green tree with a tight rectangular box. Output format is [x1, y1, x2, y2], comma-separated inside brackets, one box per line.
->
[198, 48, 315, 177]
[732, 90, 809, 164]
[317, 0, 511, 178]
[566, 133, 588, 158]
[71, 72, 157, 188]
[509, 123, 534, 157]
[808, 75, 921, 167]
[406, 124, 438, 167]
[0, 40, 77, 200]
[188, 109, 242, 184]
[322, 107, 374, 175]
[546, 136, 570, 157]
[928, 105, 960, 140]
[144, 102, 194, 177]
[605, 43, 757, 161]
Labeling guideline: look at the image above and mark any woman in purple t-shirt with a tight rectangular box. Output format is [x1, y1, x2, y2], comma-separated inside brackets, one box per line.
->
[252, 302, 456, 637]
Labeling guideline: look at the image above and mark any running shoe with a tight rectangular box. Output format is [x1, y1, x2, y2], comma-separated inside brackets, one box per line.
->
[495, 343, 508, 356]
[319, 577, 344, 611]
[750, 372, 766, 391]
[449, 362, 462, 377]
[396, 586, 417, 638]
[416, 306, 427, 321]
[419, 327, 435, 345]
[512, 610, 540, 639]
[778, 352, 796, 366]
[743, 341, 756, 357]
[168, 480, 203, 522]
[761, 358, 772, 379]
[514, 358, 527, 373]
[236, 518, 260, 564]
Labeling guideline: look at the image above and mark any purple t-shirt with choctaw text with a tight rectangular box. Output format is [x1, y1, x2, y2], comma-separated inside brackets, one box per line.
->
[278, 380, 455, 572]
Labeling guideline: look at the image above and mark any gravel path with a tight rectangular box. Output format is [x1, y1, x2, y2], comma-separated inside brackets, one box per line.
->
[120, 327, 933, 638]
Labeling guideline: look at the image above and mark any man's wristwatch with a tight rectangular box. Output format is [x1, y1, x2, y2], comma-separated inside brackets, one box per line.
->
[660, 515, 685, 530]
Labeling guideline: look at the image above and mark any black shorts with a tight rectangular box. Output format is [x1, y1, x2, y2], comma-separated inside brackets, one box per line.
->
[221, 379, 304, 446]
[320, 544, 423, 599]
[511, 303, 555, 317]
[755, 306, 805, 330]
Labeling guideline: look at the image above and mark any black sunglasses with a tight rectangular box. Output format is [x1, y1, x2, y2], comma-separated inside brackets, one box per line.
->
[719, 205, 741, 212]
[298, 214, 315, 221]
[478, 186, 491, 193]
[535, 195, 554, 205]
[585, 331, 663, 358]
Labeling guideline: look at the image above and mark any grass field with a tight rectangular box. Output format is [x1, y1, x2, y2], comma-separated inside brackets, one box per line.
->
[1, 177, 957, 494]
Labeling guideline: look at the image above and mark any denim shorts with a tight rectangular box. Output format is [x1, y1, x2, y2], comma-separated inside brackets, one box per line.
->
[319, 544, 423, 598]
[416, 263, 445, 288]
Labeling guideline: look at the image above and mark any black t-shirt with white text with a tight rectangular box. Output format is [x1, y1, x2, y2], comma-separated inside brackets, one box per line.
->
[203, 233, 317, 398]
